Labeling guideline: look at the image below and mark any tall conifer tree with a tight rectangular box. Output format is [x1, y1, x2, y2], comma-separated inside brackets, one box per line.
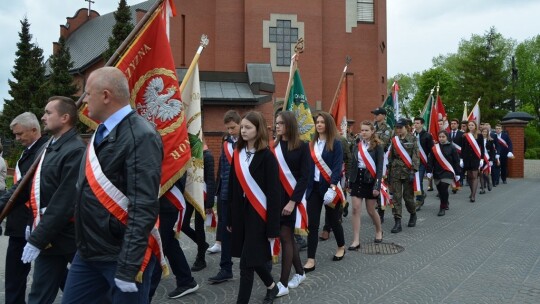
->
[47, 36, 78, 98]
[103, 0, 134, 62]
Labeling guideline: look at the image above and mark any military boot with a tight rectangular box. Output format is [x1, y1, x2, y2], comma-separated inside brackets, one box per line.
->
[391, 218, 402, 233]
[408, 213, 417, 227]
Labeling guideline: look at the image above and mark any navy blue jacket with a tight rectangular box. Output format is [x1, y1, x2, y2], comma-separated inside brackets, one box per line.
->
[306, 139, 343, 198]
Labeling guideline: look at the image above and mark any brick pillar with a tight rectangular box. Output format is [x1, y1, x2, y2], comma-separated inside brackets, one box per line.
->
[501, 119, 528, 178]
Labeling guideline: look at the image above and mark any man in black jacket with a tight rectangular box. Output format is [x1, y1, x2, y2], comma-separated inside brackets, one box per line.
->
[22, 96, 86, 304]
[0, 112, 48, 304]
[62, 67, 163, 303]
[413, 118, 433, 211]
[449, 119, 465, 191]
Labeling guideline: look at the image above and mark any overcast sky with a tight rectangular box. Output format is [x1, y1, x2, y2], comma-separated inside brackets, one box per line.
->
[1, 0, 539, 111]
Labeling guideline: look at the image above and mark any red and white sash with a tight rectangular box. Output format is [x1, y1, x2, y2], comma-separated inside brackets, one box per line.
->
[464, 133, 482, 159]
[234, 148, 279, 262]
[223, 141, 234, 164]
[163, 186, 186, 238]
[452, 142, 462, 154]
[29, 149, 47, 229]
[391, 136, 421, 195]
[417, 139, 428, 166]
[309, 142, 345, 208]
[497, 136, 509, 149]
[432, 144, 460, 188]
[86, 135, 167, 281]
[272, 142, 308, 235]
[358, 142, 376, 178]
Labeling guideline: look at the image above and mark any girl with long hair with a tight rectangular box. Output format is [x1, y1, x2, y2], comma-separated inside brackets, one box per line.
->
[461, 121, 484, 202]
[272, 111, 309, 297]
[227, 111, 281, 304]
[479, 128, 496, 194]
[303, 112, 345, 272]
[348, 120, 384, 249]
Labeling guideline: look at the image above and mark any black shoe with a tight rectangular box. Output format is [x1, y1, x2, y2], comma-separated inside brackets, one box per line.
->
[191, 258, 207, 272]
[470, 198, 475, 203]
[168, 281, 199, 299]
[480, 190, 486, 194]
[503, 180, 507, 184]
[208, 270, 233, 284]
[452, 189, 457, 194]
[348, 244, 361, 251]
[391, 219, 402, 233]
[408, 213, 417, 227]
[437, 209, 445, 216]
[374, 231, 383, 243]
[263, 284, 279, 304]
[332, 251, 345, 261]
[427, 187, 434, 192]
[303, 265, 316, 273]
[343, 202, 349, 217]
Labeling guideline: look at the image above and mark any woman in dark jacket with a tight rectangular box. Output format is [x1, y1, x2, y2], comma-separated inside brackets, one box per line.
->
[427, 130, 461, 216]
[227, 111, 281, 304]
[479, 128, 496, 194]
[273, 111, 309, 297]
[348, 120, 384, 249]
[461, 121, 484, 202]
[303, 112, 345, 272]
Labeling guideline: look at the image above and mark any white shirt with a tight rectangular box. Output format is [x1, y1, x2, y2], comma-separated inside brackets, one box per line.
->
[357, 140, 369, 169]
[313, 139, 326, 182]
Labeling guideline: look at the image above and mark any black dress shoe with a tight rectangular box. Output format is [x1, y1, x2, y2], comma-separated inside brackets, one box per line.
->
[332, 251, 346, 261]
[208, 270, 233, 284]
[263, 284, 279, 304]
[304, 265, 316, 273]
[437, 209, 445, 216]
[348, 244, 361, 251]
[191, 258, 207, 272]
[374, 231, 383, 243]
[470, 198, 475, 203]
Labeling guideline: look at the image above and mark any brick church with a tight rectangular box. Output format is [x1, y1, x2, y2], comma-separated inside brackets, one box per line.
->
[54, 0, 387, 160]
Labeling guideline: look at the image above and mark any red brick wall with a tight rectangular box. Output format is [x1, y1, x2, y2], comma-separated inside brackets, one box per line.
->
[503, 120, 527, 178]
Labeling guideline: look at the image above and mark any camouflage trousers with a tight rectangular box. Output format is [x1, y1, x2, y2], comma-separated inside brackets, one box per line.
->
[391, 178, 416, 219]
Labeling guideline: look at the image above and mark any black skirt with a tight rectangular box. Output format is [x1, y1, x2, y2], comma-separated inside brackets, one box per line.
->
[350, 169, 378, 199]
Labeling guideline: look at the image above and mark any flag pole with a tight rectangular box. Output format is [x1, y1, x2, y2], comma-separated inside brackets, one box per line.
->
[180, 35, 209, 93]
[75, 0, 165, 109]
[328, 56, 351, 113]
[282, 38, 305, 112]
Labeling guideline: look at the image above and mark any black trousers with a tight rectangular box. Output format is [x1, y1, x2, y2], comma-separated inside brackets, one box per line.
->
[28, 253, 73, 304]
[149, 211, 194, 300]
[436, 181, 450, 209]
[182, 203, 207, 256]
[5, 236, 32, 304]
[307, 184, 345, 259]
[500, 157, 509, 181]
[237, 258, 274, 304]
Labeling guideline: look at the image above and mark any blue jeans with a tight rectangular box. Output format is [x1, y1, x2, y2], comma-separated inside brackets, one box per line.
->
[61, 252, 155, 304]
[217, 199, 233, 273]
[416, 164, 426, 201]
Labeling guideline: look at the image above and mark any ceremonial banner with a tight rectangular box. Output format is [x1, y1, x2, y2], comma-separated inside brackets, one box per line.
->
[329, 66, 348, 136]
[468, 99, 481, 125]
[284, 57, 315, 142]
[80, 2, 190, 196]
[392, 81, 400, 119]
[182, 63, 205, 217]
[421, 93, 433, 133]
[381, 92, 396, 129]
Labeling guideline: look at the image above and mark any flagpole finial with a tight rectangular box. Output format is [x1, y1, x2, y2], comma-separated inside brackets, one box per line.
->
[345, 56, 352, 66]
[436, 82, 440, 93]
[200, 34, 209, 48]
[430, 87, 434, 95]
[294, 38, 304, 54]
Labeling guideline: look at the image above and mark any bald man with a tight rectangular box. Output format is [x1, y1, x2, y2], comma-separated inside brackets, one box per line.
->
[62, 67, 163, 304]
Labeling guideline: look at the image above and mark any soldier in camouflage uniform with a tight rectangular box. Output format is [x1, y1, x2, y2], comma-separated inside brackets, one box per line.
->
[371, 107, 391, 152]
[387, 118, 420, 233]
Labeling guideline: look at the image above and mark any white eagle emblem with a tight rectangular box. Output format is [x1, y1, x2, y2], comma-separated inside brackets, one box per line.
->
[138, 77, 182, 126]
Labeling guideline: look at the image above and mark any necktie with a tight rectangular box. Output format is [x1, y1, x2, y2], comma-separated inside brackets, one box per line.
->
[94, 124, 107, 145]
[452, 131, 455, 139]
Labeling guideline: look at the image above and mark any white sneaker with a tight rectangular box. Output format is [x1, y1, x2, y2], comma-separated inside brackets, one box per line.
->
[287, 273, 306, 289]
[276, 282, 289, 297]
[207, 243, 221, 254]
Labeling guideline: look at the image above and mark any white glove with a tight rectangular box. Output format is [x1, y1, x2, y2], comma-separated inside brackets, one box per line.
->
[25, 225, 31, 241]
[495, 154, 500, 159]
[21, 243, 40, 264]
[426, 173, 433, 179]
[323, 188, 337, 205]
[459, 159, 464, 168]
[479, 159, 484, 168]
[455, 175, 460, 181]
[507, 152, 514, 158]
[489, 161, 493, 167]
[114, 278, 138, 292]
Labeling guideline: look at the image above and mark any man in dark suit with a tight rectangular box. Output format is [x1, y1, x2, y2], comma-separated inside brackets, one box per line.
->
[413, 117, 433, 211]
[62, 67, 163, 303]
[493, 124, 513, 185]
[449, 119, 465, 191]
[22, 96, 86, 303]
[0, 112, 48, 304]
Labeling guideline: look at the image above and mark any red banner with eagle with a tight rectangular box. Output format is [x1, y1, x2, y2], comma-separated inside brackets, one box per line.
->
[79, 1, 190, 196]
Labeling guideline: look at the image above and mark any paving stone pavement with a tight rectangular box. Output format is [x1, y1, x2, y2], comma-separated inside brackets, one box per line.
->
[1, 175, 540, 303]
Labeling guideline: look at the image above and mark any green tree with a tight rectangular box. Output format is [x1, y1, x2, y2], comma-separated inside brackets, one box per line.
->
[387, 73, 420, 119]
[103, 0, 134, 62]
[0, 17, 47, 136]
[515, 35, 540, 122]
[46, 36, 78, 98]
[409, 67, 456, 119]
[444, 27, 515, 125]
